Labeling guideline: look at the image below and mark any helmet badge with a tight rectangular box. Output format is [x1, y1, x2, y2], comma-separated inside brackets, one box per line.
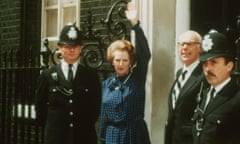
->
[67, 27, 78, 40]
[202, 35, 213, 52]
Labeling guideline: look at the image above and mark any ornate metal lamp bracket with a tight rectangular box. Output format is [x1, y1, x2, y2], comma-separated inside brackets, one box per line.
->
[101, 0, 130, 40]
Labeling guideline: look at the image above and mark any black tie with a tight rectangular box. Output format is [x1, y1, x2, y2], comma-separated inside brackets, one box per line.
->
[68, 64, 73, 83]
[204, 88, 215, 110]
[209, 88, 215, 103]
[172, 70, 188, 108]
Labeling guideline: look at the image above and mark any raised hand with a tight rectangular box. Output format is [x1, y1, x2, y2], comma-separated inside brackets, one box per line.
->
[125, 1, 138, 25]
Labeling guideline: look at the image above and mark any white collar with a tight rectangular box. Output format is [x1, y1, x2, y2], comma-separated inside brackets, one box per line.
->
[212, 77, 231, 95]
[183, 60, 199, 74]
[61, 60, 79, 69]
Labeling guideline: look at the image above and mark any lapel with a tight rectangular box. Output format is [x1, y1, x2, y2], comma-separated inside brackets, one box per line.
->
[74, 64, 83, 82]
[175, 64, 203, 109]
[204, 79, 237, 115]
[56, 64, 65, 79]
[198, 87, 209, 110]
[72, 64, 88, 87]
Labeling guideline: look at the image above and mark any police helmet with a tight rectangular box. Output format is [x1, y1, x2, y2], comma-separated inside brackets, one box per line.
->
[200, 29, 233, 62]
[58, 22, 83, 46]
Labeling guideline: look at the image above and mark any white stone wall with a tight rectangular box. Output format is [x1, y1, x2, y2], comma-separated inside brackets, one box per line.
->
[137, 0, 190, 143]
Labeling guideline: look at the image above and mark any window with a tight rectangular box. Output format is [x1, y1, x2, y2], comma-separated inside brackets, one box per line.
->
[41, 0, 80, 49]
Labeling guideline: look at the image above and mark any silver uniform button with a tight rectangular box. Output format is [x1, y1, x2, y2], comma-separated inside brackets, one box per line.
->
[69, 99, 73, 103]
[69, 123, 74, 127]
[85, 88, 88, 92]
[68, 89, 73, 96]
[52, 88, 56, 92]
[69, 112, 73, 116]
[217, 120, 221, 124]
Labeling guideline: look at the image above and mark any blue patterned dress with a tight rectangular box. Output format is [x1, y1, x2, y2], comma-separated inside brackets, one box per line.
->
[99, 22, 151, 144]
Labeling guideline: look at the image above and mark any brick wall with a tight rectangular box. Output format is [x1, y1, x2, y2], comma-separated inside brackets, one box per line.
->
[81, 0, 130, 37]
[19, 0, 41, 67]
[0, 0, 41, 68]
[81, 0, 120, 23]
[0, 0, 21, 66]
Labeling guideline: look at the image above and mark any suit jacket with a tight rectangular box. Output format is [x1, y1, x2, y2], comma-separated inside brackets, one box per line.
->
[192, 78, 240, 144]
[35, 64, 101, 144]
[165, 63, 204, 144]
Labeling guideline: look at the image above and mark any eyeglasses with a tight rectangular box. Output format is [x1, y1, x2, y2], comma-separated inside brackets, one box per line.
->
[177, 42, 200, 47]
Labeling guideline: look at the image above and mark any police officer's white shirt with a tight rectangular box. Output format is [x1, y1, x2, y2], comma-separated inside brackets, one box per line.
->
[61, 59, 78, 80]
[204, 77, 231, 110]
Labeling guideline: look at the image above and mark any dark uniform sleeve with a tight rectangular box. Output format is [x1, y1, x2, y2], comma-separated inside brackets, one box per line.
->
[89, 69, 102, 123]
[35, 70, 49, 126]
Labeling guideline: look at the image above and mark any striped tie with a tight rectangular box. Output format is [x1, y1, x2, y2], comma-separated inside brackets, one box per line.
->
[172, 70, 187, 108]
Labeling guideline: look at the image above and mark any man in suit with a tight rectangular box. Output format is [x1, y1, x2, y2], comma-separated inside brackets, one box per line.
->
[165, 30, 204, 144]
[35, 23, 101, 144]
[192, 30, 240, 144]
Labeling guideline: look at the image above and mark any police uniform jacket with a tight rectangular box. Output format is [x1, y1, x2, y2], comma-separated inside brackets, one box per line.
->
[99, 22, 151, 144]
[165, 64, 204, 144]
[192, 78, 240, 144]
[35, 64, 101, 144]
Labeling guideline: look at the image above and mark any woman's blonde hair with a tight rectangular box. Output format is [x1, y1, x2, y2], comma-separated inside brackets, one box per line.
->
[107, 40, 136, 66]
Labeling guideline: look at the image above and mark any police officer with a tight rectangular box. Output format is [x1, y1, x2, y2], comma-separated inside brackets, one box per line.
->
[192, 30, 240, 144]
[35, 23, 101, 144]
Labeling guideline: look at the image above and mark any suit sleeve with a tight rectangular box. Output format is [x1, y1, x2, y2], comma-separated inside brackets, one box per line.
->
[133, 21, 151, 64]
[131, 21, 151, 87]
